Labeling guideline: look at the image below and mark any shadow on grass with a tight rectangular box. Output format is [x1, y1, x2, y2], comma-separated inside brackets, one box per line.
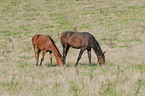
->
[43, 62, 99, 68]
[79, 62, 98, 67]
[64, 62, 99, 67]
[44, 63, 58, 67]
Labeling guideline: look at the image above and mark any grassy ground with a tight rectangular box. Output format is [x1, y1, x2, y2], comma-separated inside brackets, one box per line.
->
[0, 0, 145, 96]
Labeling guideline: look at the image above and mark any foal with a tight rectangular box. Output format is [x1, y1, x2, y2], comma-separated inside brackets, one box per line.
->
[60, 31, 105, 67]
[32, 34, 63, 66]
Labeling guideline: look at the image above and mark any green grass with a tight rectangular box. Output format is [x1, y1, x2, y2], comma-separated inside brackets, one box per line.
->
[0, 0, 145, 95]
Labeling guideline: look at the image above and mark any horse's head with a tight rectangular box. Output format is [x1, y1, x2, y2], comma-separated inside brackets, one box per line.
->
[97, 51, 105, 66]
[56, 56, 63, 66]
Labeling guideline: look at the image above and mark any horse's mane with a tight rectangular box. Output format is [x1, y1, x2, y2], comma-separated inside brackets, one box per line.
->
[86, 33, 103, 54]
[47, 35, 55, 45]
[47, 35, 62, 56]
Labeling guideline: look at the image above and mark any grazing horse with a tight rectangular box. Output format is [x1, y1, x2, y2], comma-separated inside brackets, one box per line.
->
[60, 31, 105, 67]
[32, 34, 63, 66]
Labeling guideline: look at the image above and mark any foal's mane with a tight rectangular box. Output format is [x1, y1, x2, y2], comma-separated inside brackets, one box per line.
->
[47, 35, 62, 57]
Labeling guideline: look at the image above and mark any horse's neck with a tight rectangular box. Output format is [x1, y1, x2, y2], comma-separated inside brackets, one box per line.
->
[50, 43, 62, 59]
[92, 41, 103, 56]
[88, 34, 103, 56]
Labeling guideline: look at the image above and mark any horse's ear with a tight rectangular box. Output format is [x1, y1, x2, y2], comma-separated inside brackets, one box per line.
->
[103, 48, 108, 54]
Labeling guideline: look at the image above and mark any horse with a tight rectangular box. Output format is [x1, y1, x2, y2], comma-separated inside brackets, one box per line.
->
[60, 31, 105, 67]
[32, 34, 63, 66]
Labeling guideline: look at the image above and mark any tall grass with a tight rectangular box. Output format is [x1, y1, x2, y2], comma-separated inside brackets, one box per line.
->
[0, 0, 145, 95]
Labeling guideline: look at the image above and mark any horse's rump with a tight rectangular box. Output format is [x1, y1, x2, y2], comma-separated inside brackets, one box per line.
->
[32, 34, 43, 47]
[61, 31, 92, 48]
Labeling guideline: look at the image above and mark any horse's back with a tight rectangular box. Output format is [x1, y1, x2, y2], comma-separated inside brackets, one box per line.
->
[37, 35, 52, 50]
[32, 34, 51, 50]
[61, 31, 90, 41]
[60, 31, 91, 48]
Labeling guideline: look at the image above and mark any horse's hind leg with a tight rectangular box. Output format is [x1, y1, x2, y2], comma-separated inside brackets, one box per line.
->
[49, 51, 52, 67]
[37, 49, 41, 66]
[87, 49, 92, 66]
[34, 46, 40, 66]
[62, 44, 70, 66]
[40, 50, 46, 66]
[74, 48, 85, 67]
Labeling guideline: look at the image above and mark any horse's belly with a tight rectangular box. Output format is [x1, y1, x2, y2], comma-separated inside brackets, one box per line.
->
[68, 41, 85, 49]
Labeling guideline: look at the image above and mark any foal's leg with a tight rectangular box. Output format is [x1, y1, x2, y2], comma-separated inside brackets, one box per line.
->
[49, 51, 52, 67]
[40, 50, 46, 66]
[34, 46, 40, 66]
[87, 49, 92, 66]
[63, 44, 70, 66]
[36, 49, 41, 66]
[74, 48, 86, 67]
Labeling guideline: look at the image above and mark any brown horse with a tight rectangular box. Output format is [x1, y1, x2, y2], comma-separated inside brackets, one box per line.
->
[32, 34, 63, 66]
[60, 31, 105, 67]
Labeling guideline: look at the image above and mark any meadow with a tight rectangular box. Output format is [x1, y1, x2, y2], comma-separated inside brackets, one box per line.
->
[0, 0, 145, 96]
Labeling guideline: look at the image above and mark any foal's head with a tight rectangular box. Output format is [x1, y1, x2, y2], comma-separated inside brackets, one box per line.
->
[97, 52, 105, 66]
[56, 56, 63, 66]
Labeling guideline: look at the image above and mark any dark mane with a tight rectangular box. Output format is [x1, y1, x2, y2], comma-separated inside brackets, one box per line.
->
[47, 35, 61, 56]
[47, 35, 55, 44]
[87, 33, 103, 54]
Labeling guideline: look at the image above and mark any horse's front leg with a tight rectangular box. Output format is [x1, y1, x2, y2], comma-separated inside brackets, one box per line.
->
[74, 48, 86, 67]
[49, 51, 52, 67]
[87, 49, 92, 66]
[62, 44, 70, 66]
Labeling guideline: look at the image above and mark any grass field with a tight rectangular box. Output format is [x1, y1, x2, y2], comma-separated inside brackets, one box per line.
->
[0, 0, 145, 96]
